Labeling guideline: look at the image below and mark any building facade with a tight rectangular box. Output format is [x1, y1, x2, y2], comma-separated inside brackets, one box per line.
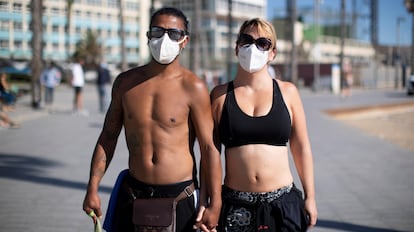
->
[0, 0, 150, 66]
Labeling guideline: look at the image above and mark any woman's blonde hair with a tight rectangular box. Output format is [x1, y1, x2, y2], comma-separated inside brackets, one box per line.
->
[236, 18, 277, 50]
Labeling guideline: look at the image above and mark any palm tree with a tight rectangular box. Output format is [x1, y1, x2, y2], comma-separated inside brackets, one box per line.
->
[30, 0, 43, 108]
[118, 0, 127, 71]
[65, 0, 74, 62]
[73, 29, 102, 67]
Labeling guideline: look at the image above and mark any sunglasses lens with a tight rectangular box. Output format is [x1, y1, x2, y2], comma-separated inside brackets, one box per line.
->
[168, 29, 185, 41]
[238, 34, 271, 51]
[149, 27, 185, 41]
[238, 34, 254, 46]
[256, 38, 272, 51]
[149, 27, 164, 39]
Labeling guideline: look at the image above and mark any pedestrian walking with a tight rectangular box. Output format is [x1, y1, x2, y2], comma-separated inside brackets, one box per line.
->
[40, 61, 61, 107]
[82, 7, 222, 232]
[96, 63, 111, 113]
[71, 58, 88, 115]
[210, 18, 317, 231]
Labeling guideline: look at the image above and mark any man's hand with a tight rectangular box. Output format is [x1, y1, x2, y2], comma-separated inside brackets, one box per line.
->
[82, 190, 102, 224]
[193, 205, 220, 232]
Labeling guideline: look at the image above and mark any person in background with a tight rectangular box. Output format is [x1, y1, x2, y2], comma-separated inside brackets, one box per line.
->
[341, 57, 353, 98]
[210, 18, 317, 231]
[82, 7, 222, 232]
[96, 63, 111, 113]
[40, 61, 61, 108]
[0, 72, 17, 110]
[71, 58, 87, 115]
[0, 101, 20, 129]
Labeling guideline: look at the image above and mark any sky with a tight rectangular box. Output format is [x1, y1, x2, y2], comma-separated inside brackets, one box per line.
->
[266, 0, 413, 46]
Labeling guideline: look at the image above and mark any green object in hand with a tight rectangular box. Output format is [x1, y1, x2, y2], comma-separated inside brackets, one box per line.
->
[88, 211, 102, 232]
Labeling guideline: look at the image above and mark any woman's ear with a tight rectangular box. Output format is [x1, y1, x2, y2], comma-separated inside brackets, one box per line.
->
[235, 45, 239, 56]
[269, 47, 277, 60]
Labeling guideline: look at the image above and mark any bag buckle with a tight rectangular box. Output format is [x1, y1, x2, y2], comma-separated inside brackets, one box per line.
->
[184, 186, 193, 197]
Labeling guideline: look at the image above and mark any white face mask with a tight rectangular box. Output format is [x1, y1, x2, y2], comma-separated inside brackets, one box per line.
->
[149, 34, 185, 64]
[238, 44, 269, 73]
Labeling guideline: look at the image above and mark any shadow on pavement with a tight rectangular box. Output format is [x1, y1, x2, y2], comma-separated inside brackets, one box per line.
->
[317, 219, 405, 232]
[385, 91, 413, 99]
[0, 153, 112, 193]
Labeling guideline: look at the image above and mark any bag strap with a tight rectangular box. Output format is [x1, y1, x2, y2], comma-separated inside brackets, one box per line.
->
[175, 183, 195, 202]
[129, 183, 195, 201]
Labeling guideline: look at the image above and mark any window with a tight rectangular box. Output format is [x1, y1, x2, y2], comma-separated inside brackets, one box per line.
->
[51, 7, 59, 15]
[87, 0, 102, 5]
[0, 20, 9, 30]
[107, 0, 117, 8]
[13, 3, 22, 11]
[0, 1, 8, 11]
[14, 41, 23, 49]
[13, 22, 23, 31]
[52, 25, 59, 33]
[0, 40, 8, 49]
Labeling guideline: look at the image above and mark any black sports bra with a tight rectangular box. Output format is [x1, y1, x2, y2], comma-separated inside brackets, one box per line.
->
[218, 79, 291, 148]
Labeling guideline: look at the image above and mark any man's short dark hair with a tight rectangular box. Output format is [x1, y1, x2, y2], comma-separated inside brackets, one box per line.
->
[150, 7, 189, 33]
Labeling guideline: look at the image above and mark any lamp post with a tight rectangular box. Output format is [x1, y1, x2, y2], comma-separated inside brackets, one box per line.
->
[313, 0, 321, 92]
[395, 17, 405, 89]
[405, 0, 414, 79]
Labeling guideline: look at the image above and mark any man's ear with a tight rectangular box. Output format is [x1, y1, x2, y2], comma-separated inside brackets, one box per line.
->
[181, 36, 189, 49]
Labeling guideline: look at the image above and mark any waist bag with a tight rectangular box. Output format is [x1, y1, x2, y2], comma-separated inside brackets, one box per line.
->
[132, 183, 195, 232]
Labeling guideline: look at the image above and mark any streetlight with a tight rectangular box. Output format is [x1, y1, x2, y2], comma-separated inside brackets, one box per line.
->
[404, 0, 414, 80]
[395, 17, 405, 89]
[312, 0, 321, 92]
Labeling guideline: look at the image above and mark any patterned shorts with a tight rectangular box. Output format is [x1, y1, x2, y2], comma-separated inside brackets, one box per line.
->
[219, 184, 308, 232]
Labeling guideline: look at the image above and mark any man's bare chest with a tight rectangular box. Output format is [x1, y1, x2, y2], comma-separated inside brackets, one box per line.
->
[123, 87, 191, 127]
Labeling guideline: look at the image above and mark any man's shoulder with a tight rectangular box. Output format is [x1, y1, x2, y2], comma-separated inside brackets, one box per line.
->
[210, 82, 229, 102]
[179, 69, 207, 91]
[117, 66, 145, 79]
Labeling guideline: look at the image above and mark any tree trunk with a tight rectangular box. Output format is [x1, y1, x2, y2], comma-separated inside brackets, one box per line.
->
[190, 0, 201, 76]
[119, 0, 127, 71]
[66, 0, 74, 62]
[30, 0, 43, 108]
[227, 0, 233, 82]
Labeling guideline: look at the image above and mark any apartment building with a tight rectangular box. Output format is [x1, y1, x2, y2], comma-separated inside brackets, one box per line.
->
[159, 0, 266, 76]
[0, 0, 375, 85]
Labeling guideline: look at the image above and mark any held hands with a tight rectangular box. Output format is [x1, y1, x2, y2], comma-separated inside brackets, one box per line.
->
[193, 205, 220, 232]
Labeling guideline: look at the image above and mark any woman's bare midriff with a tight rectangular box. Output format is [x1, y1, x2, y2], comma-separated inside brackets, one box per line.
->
[224, 144, 293, 193]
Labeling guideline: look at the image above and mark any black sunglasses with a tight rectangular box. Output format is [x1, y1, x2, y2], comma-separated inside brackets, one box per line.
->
[237, 33, 272, 51]
[147, 26, 188, 42]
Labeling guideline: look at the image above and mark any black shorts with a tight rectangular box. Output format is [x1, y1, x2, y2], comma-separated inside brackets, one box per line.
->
[219, 184, 309, 232]
[110, 174, 197, 232]
[73, 86, 83, 94]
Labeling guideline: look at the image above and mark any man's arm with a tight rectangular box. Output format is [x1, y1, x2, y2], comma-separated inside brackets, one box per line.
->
[189, 78, 222, 231]
[82, 77, 124, 221]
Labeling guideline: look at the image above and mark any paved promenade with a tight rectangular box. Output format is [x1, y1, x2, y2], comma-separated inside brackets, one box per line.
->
[1, 84, 413, 232]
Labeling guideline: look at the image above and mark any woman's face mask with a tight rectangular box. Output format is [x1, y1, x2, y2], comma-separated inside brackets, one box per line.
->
[238, 44, 269, 73]
[149, 33, 186, 64]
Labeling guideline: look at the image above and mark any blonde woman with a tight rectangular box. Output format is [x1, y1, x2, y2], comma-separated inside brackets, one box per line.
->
[211, 18, 317, 231]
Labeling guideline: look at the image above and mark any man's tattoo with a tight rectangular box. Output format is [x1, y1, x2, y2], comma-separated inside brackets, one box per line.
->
[91, 170, 105, 177]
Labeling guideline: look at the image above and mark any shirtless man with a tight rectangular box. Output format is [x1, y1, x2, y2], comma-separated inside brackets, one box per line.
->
[82, 7, 222, 232]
